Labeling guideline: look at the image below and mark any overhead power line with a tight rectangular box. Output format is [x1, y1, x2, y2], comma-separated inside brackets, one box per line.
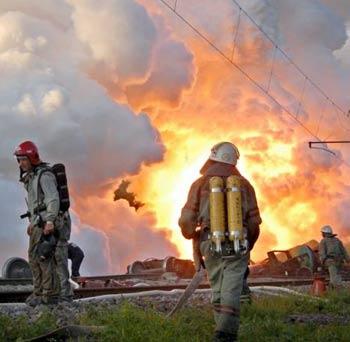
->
[229, 0, 348, 120]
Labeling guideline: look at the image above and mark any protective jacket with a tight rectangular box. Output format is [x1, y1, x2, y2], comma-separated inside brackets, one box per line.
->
[178, 162, 262, 246]
[319, 236, 350, 265]
[23, 164, 60, 224]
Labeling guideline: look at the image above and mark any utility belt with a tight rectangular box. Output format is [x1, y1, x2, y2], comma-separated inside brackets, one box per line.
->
[21, 204, 68, 222]
[200, 227, 247, 257]
[20, 203, 47, 220]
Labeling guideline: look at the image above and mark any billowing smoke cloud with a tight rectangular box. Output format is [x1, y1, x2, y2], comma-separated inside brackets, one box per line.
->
[70, 0, 195, 110]
[0, 179, 28, 270]
[0, 8, 164, 185]
[70, 0, 156, 91]
[0, 0, 196, 273]
[73, 195, 178, 273]
[0, 0, 72, 29]
[70, 214, 110, 275]
[124, 14, 195, 111]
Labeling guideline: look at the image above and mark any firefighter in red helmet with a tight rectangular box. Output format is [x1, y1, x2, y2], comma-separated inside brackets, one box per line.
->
[14, 141, 73, 306]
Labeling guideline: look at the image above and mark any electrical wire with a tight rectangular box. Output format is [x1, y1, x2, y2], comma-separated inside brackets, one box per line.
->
[158, 0, 350, 168]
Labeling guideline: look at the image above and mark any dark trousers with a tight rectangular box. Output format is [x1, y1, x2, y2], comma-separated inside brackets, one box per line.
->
[71, 254, 84, 277]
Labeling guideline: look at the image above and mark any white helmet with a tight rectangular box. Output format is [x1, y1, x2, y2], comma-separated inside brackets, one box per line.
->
[209, 142, 240, 166]
[321, 225, 333, 235]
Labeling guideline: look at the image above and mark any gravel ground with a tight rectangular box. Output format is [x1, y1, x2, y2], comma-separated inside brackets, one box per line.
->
[0, 273, 184, 293]
[0, 285, 33, 292]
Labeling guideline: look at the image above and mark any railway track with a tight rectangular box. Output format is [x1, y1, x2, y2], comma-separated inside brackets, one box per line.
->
[0, 271, 164, 286]
[0, 272, 331, 287]
[0, 284, 211, 303]
[0, 276, 324, 303]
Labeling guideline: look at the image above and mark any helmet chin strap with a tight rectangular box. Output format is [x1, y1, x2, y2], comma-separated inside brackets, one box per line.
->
[19, 164, 35, 182]
[19, 168, 28, 182]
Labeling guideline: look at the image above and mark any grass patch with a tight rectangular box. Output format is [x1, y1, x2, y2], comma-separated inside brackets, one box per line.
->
[80, 301, 214, 341]
[240, 291, 350, 342]
[1, 291, 350, 341]
[0, 309, 56, 341]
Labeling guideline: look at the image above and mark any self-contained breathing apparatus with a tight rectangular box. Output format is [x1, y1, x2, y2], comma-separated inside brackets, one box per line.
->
[209, 175, 248, 256]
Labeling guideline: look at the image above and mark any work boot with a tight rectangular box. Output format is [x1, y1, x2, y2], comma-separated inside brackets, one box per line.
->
[240, 283, 252, 304]
[213, 331, 237, 342]
[242, 282, 251, 295]
[25, 294, 42, 307]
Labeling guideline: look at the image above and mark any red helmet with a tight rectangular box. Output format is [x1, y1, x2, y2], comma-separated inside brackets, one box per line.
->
[14, 141, 41, 165]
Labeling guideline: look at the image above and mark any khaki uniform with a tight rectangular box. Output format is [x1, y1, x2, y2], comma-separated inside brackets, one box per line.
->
[55, 212, 73, 299]
[319, 236, 350, 288]
[179, 162, 261, 339]
[23, 165, 60, 303]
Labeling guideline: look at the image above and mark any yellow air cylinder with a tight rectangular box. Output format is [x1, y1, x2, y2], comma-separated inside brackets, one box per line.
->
[209, 176, 226, 253]
[226, 175, 243, 245]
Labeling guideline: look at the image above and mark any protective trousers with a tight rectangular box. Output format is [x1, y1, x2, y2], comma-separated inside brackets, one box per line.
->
[55, 244, 73, 299]
[200, 240, 249, 336]
[54, 213, 73, 299]
[325, 259, 343, 288]
[28, 226, 58, 302]
[71, 253, 84, 277]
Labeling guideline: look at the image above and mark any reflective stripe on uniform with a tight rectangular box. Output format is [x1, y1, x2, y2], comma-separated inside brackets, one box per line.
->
[213, 304, 240, 316]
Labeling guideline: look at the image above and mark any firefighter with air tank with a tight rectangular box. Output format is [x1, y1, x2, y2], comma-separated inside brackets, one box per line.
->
[179, 142, 262, 342]
[14, 141, 73, 306]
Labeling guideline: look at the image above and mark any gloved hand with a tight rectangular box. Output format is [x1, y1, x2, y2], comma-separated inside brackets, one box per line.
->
[27, 224, 33, 236]
[247, 225, 260, 251]
[43, 221, 54, 235]
[181, 227, 196, 240]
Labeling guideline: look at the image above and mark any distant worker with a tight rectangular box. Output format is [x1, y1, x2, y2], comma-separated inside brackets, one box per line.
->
[68, 242, 84, 277]
[319, 225, 350, 289]
[15, 141, 59, 306]
[179, 142, 262, 342]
